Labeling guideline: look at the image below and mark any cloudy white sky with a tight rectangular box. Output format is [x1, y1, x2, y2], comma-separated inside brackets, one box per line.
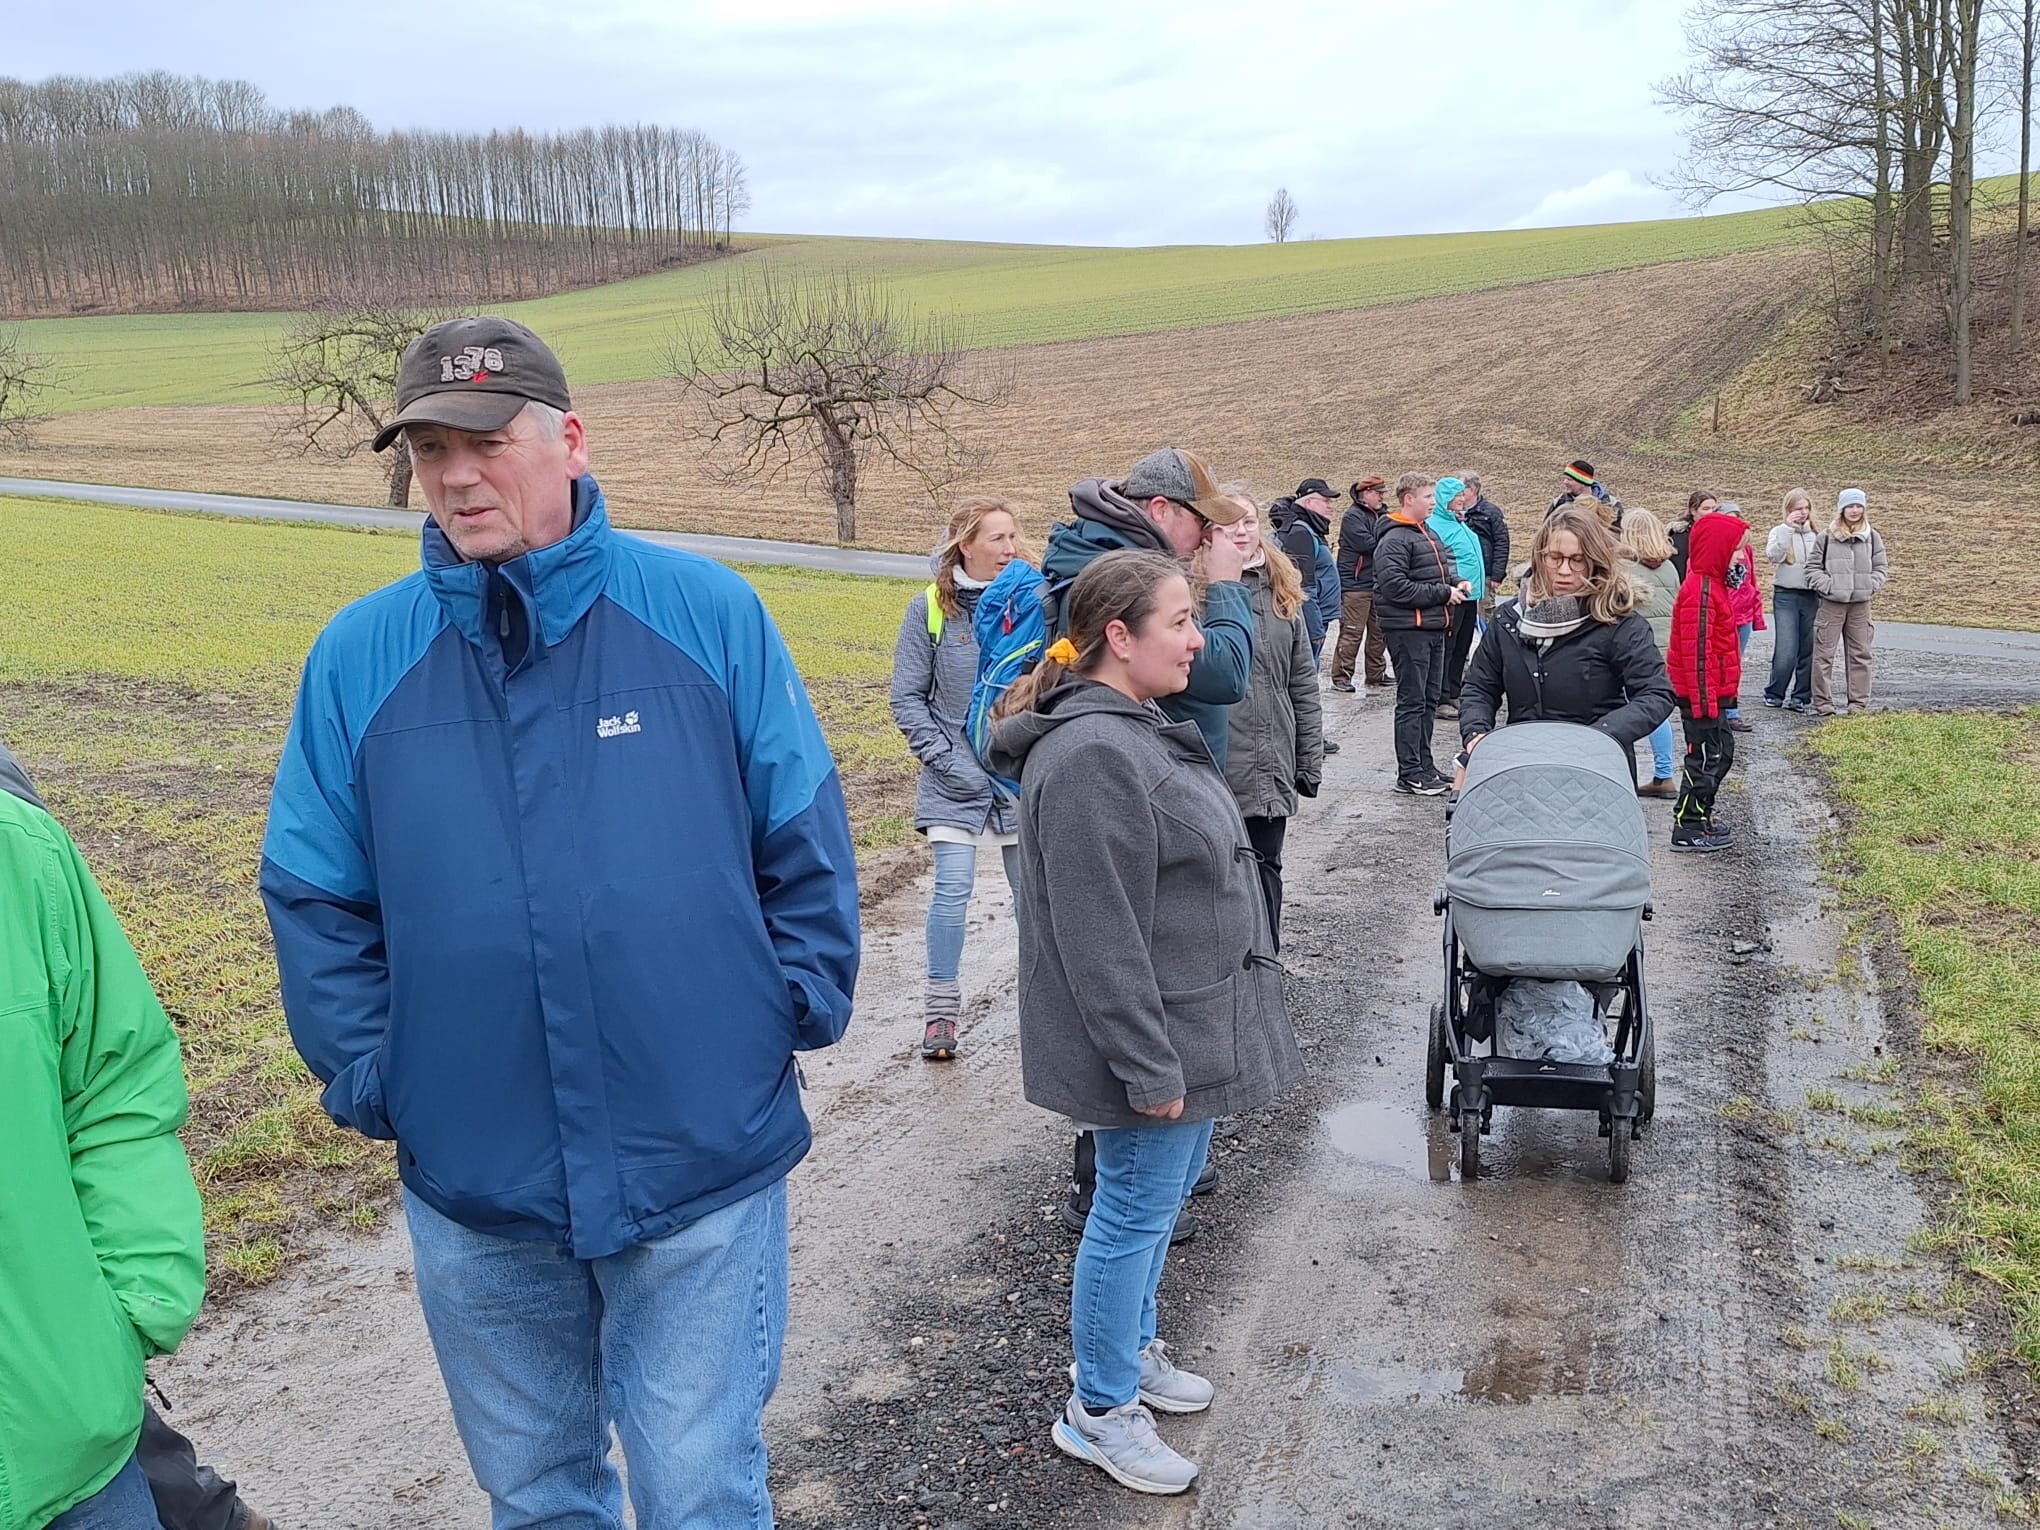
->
[3, 0, 1865, 244]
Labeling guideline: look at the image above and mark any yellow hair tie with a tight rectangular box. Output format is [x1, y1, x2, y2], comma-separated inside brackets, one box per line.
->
[1044, 637, 1080, 666]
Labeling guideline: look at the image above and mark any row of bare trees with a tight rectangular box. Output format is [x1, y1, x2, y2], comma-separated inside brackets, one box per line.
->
[0, 72, 750, 316]
[1660, 0, 2037, 403]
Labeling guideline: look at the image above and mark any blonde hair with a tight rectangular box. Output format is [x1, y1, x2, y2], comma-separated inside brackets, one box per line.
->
[1394, 471, 1433, 510]
[1528, 506, 1643, 623]
[1619, 507, 1672, 567]
[1776, 488, 1813, 562]
[933, 496, 1027, 618]
[997, 551, 1187, 716]
[1260, 535, 1306, 621]
[1826, 498, 1870, 539]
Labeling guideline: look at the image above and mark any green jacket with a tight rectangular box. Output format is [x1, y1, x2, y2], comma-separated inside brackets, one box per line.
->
[0, 788, 205, 1530]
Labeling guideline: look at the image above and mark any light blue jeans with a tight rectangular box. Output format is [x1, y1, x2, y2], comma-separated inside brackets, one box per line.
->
[404, 1179, 789, 1530]
[927, 840, 1020, 983]
[1071, 1118, 1215, 1410]
[1647, 717, 1676, 780]
[1725, 623, 1753, 719]
[47, 1453, 164, 1530]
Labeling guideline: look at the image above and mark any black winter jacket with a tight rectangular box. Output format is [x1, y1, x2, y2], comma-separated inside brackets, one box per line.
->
[1465, 496, 1511, 586]
[1372, 515, 1461, 632]
[1457, 599, 1674, 751]
[1335, 505, 1386, 592]
[1268, 497, 1342, 644]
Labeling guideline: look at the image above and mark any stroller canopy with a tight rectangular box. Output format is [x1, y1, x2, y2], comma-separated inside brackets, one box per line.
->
[1445, 722, 1651, 981]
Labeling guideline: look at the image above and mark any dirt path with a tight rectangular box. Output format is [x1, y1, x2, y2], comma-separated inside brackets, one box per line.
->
[152, 634, 2040, 1529]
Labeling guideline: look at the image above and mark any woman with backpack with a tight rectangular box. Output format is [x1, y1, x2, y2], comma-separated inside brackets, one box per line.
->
[1807, 488, 1889, 715]
[987, 549, 1302, 1498]
[889, 496, 1026, 1060]
[1217, 489, 1324, 947]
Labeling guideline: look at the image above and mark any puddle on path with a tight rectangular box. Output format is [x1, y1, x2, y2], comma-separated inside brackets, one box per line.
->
[1321, 1332, 1592, 1409]
[1321, 1099, 1453, 1181]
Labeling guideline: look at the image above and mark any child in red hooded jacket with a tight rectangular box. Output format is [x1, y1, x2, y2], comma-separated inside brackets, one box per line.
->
[1666, 509, 1750, 851]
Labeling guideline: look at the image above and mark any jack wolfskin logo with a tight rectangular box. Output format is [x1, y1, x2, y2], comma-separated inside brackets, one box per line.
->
[596, 710, 642, 739]
[440, 346, 505, 384]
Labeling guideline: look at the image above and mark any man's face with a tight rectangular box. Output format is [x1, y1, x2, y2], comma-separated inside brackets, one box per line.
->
[408, 406, 588, 564]
[1300, 492, 1336, 518]
[1145, 497, 1210, 559]
[1359, 486, 1384, 511]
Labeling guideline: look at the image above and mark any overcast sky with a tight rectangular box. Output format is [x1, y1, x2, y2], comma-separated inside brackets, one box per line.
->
[2, 0, 1886, 245]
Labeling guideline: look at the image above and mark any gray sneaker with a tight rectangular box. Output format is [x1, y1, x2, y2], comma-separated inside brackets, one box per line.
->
[1051, 1395, 1200, 1495]
[1067, 1340, 1214, 1415]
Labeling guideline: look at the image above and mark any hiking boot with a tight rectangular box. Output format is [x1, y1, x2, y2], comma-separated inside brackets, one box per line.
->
[1061, 1191, 1198, 1245]
[1068, 1340, 1215, 1416]
[1637, 777, 1677, 799]
[921, 979, 961, 1060]
[1786, 700, 1812, 714]
[1322, 740, 1341, 756]
[1191, 1161, 1218, 1196]
[1727, 716, 1754, 733]
[1435, 701, 1460, 719]
[1762, 696, 1784, 708]
[1671, 823, 1733, 853]
[921, 1018, 958, 1060]
[1330, 679, 1356, 693]
[1394, 777, 1449, 797]
[1051, 1396, 1200, 1495]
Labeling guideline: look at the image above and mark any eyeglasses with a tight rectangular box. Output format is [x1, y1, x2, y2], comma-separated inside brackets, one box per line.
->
[1540, 551, 1589, 571]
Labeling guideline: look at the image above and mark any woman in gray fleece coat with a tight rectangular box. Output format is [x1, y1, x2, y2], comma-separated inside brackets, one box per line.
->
[889, 498, 1024, 1060]
[987, 550, 1303, 1498]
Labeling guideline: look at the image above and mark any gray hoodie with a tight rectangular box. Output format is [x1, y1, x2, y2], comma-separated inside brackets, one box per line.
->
[987, 681, 1304, 1127]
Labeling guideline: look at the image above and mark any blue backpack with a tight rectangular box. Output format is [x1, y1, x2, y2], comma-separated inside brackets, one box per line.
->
[964, 559, 1058, 794]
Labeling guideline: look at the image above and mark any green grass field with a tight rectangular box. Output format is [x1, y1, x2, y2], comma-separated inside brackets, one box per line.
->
[1811, 711, 2040, 1372]
[15, 201, 1818, 414]
[0, 493, 918, 1280]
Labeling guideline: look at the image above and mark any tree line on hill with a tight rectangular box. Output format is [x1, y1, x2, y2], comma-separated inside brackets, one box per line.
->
[1662, 0, 2036, 405]
[0, 72, 750, 316]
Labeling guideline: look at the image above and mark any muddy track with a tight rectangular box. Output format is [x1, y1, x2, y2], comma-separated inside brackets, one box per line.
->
[153, 637, 2040, 1529]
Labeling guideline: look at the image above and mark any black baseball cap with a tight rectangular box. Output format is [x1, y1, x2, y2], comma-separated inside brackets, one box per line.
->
[373, 316, 574, 452]
[1294, 477, 1342, 502]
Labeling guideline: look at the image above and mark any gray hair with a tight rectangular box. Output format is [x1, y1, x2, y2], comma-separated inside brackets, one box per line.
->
[521, 400, 566, 439]
[1461, 471, 1482, 491]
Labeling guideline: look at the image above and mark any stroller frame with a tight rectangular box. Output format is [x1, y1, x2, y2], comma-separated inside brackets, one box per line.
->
[1426, 896, 1657, 1183]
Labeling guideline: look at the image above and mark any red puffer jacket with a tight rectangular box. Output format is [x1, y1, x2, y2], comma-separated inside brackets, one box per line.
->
[1668, 511, 1749, 718]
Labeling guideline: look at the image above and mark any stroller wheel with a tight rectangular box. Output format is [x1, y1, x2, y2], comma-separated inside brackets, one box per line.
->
[1637, 1029, 1656, 1127]
[1459, 1106, 1482, 1180]
[1608, 1117, 1634, 1184]
[1425, 1003, 1447, 1111]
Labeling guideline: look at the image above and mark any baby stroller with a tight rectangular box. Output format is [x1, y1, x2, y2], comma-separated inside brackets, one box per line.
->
[1427, 722, 1656, 1182]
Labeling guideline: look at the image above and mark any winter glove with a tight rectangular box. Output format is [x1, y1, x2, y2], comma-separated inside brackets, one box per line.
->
[1296, 776, 1321, 799]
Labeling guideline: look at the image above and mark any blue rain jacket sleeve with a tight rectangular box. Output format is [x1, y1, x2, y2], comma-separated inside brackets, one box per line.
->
[260, 631, 396, 1140]
[1180, 578, 1254, 707]
[719, 581, 861, 1050]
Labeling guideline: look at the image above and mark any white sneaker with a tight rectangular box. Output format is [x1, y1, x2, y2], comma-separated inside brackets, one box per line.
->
[1067, 1339, 1215, 1416]
[1051, 1395, 1200, 1495]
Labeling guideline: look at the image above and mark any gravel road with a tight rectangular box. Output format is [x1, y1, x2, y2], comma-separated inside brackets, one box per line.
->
[149, 629, 2040, 1529]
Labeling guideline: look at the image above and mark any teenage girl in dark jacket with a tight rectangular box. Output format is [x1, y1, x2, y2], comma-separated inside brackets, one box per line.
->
[1457, 505, 1674, 767]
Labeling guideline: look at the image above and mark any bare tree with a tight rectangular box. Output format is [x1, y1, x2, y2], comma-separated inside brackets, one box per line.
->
[1265, 187, 1299, 243]
[2012, 0, 2035, 351]
[267, 297, 466, 508]
[1945, 0, 1986, 402]
[671, 269, 1011, 543]
[0, 326, 58, 447]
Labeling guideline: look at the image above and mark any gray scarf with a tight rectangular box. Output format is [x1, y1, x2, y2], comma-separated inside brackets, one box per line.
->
[1515, 594, 1591, 643]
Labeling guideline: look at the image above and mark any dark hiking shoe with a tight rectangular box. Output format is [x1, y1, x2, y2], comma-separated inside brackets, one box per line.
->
[921, 1019, 958, 1060]
[1637, 777, 1677, 799]
[1191, 1162, 1218, 1196]
[1394, 777, 1449, 797]
[1671, 824, 1733, 853]
[1331, 679, 1357, 693]
[1435, 701, 1460, 719]
[1322, 740, 1341, 756]
[1061, 1191, 1199, 1245]
[1727, 717, 1754, 733]
[1786, 700, 1813, 713]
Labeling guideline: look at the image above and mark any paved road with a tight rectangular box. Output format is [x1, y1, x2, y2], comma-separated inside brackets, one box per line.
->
[6, 475, 2039, 662]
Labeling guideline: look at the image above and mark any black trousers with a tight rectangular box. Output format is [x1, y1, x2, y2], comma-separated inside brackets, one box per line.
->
[1675, 702, 1737, 826]
[1243, 815, 1288, 949]
[1383, 627, 1446, 782]
[141, 1402, 248, 1530]
[1440, 604, 1479, 705]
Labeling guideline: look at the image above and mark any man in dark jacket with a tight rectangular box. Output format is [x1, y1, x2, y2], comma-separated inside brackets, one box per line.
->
[1372, 472, 1469, 795]
[1266, 479, 1343, 664]
[263, 317, 861, 1527]
[1041, 448, 1253, 770]
[1330, 476, 1390, 692]
[1548, 458, 1624, 528]
[1461, 472, 1511, 594]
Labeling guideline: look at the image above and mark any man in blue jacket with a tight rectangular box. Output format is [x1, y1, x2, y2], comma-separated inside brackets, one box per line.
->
[261, 316, 860, 1529]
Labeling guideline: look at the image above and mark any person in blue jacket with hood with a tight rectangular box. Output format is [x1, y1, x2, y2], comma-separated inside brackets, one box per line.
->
[1429, 475, 1487, 718]
[261, 317, 860, 1530]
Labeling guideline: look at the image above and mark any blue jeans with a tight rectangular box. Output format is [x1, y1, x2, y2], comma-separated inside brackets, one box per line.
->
[1725, 623, 1754, 718]
[1647, 716, 1676, 780]
[404, 1179, 789, 1530]
[1765, 587, 1817, 705]
[1071, 1118, 1215, 1410]
[48, 1452, 165, 1530]
[927, 839, 1020, 983]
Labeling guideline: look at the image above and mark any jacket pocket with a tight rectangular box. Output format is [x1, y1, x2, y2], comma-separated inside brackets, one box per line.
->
[1158, 973, 1242, 1094]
